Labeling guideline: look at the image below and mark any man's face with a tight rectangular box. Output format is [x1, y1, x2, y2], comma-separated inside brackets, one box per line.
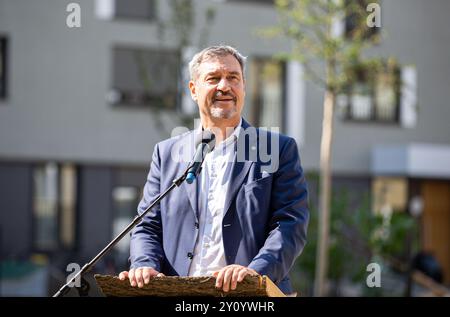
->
[189, 54, 245, 121]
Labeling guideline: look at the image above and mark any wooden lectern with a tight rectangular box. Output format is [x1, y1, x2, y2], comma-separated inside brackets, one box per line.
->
[94, 274, 286, 297]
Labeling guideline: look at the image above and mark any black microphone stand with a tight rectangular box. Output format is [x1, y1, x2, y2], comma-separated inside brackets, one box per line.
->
[53, 166, 193, 297]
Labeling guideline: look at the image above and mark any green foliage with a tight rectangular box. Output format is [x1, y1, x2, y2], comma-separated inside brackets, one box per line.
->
[294, 177, 418, 296]
[260, 0, 382, 92]
[370, 210, 418, 259]
[263, 1, 409, 295]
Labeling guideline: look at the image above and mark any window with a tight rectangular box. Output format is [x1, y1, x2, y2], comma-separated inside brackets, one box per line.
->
[95, 0, 156, 21]
[108, 47, 180, 109]
[343, 62, 401, 123]
[33, 163, 78, 251]
[115, 0, 155, 21]
[248, 58, 285, 130]
[0, 36, 7, 99]
[111, 186, 141, 269]
[344, 0, 380, 40]
[110, 167, 147, 270]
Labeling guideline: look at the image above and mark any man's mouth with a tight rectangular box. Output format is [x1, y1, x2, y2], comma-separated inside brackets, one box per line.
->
[215, 98, 233, 102]
[213, 96, 235, 103]
[212, 90, 236, 105]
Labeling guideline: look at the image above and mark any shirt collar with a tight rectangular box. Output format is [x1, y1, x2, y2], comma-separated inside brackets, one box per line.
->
[195, 117, 242, 150]
[221, 117, 242, 149]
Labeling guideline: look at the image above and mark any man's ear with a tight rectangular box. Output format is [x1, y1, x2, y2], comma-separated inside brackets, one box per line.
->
[189, 80, 197, 102]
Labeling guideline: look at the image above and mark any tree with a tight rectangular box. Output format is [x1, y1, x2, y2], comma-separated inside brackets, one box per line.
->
[264, 0, 381, 296]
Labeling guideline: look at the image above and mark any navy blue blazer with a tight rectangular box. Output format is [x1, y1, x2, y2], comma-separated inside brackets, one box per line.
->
[129, 118, 309, 294]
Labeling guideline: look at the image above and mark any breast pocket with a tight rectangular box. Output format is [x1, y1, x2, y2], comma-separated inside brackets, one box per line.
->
[243, 174, 273, 193]
[240, 175, 273, 220]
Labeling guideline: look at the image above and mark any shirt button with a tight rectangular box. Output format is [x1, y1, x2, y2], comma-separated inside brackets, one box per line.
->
[204, 243, 210, 248]
[187, 252, 194, 259]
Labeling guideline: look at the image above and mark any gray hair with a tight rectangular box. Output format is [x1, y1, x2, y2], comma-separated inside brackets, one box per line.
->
[188, 45, 247, 81]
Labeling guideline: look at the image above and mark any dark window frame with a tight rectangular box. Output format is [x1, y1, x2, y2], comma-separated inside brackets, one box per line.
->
[109, 45, 181, 110]
[343, 62, 401, 125]
[0, 36, 8, 100]
[113, 0, 157, 23]
[249, 56, 287, 132]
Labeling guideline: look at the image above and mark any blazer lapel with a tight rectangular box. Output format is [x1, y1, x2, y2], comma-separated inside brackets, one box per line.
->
[223, 158, 253, 218]
[223, 119, 255, 218]
[181, 175, 198, 221]
[178, 131, 200, 221]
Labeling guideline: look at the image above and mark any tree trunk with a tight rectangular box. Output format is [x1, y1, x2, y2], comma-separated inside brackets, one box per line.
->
[314, 89, 335, 296]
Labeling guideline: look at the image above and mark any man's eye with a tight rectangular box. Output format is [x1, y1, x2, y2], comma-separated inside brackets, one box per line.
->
[207, 77, 219, 82]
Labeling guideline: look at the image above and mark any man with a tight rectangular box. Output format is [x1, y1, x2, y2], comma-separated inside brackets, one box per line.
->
[119, 45, 309, 295]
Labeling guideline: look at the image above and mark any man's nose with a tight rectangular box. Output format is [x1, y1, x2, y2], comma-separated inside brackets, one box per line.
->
[217, 78, 231, 91]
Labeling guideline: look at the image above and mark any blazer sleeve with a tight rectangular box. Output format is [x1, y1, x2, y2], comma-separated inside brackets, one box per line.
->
[128, 143, 165, 271]
[248, 137, 309, 283]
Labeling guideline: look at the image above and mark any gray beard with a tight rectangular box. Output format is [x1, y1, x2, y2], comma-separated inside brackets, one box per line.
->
[210, 105, 237, 119]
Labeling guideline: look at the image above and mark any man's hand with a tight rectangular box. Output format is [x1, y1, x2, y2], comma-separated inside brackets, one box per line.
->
[212, 265, 259, 292]
[118, 267, 165, 288]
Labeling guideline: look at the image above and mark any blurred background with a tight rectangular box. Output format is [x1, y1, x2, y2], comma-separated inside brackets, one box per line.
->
[0, 0, 449, 297]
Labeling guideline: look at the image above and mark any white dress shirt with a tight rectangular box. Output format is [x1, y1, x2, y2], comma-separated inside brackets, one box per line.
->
[188, 118, 242, 276]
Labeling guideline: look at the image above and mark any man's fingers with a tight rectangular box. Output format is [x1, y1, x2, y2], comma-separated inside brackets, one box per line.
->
[142, 268, 151, 284]
[222, 267, 234, 292]
[237, 269, 248, 282]
[156, 272, 165, 277]
[126, 267, 162, 287]
[231, 267, 241, 290]
[142, 267, 163, 283]
[128, 269, 136, 287]
[213, 266, 260, 292]
[135, 268, 145, 288]
[215, 269, 225, 289]
[118, 271, 129, 281]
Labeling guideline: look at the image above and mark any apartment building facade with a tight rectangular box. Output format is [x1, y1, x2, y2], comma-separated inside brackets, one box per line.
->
[1, 0, 449, 293]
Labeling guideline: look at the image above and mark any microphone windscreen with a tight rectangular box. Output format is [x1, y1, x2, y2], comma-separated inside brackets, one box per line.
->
[201, 129, 216, 148]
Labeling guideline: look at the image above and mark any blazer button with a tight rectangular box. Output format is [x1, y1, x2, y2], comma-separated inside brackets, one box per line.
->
[187, 252, 194, 259]
[194, 222, 199, 229]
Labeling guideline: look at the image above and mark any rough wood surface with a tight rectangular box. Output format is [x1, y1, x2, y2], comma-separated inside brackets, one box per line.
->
[94, 274, 285, 297]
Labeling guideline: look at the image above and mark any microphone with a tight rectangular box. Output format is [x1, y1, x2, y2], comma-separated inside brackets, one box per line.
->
[186, 130, 216, 184]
